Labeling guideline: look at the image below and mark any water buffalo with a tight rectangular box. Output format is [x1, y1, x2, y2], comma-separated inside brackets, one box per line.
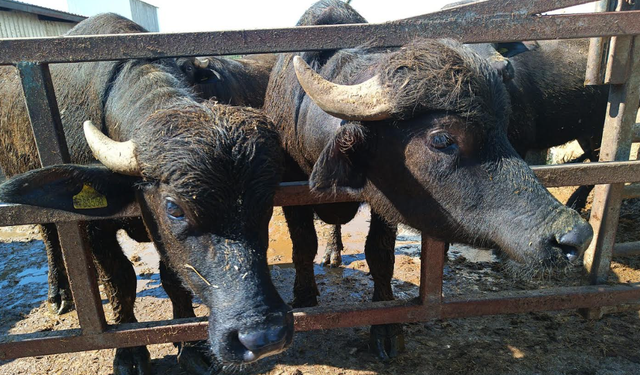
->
[0, 13, 291, 374]
[444, 0, 609, 209]
[322, 2, 611, 268]
[177, 54, 276, 108]
[264, 0, 593, 360]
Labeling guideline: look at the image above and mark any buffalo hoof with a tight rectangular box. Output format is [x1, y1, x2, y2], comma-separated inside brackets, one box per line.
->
[321, 246, 342, 268]
[369, 324, 405, 362]
[113, 346, 151, 375]
[177, 341, 220, 374]
[47, 291, 74, 315]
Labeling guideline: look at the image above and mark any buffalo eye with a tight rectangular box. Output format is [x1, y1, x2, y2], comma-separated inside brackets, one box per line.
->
[165, 198, 185, 220]
[428, 131, 457, 152]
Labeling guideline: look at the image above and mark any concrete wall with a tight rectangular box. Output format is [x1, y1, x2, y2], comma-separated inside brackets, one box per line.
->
[0, 10, 75, 38]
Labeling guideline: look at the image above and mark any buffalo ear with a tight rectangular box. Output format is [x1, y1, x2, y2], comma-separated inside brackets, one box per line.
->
[309, 122, 368, 193]
[493, 41, 539, 58]
[0, 164, 139, 216]
[490, 41, 538, 83]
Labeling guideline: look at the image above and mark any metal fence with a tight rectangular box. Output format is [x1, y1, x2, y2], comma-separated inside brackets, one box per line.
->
[1, 0, 640, 361]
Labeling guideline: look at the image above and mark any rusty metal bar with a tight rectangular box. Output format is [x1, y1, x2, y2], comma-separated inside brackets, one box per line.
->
[405, 0, 595, 22]
[2, 282, 640, 360]
[1, 160, 640, 227]
[0, 318, 208, 360]
[419, 236, 445, 305]
[16, 63, 107, 335]
[585, 0, 616, 85]
[584, 34, 640, 285]
[532, 160, 640, 187]
[2, 11, 640, 65]
[613, 241, 640, 257]
[55, 222, 107, 334]
[605, 34, 634, 84]
[16, 62, 69, 166]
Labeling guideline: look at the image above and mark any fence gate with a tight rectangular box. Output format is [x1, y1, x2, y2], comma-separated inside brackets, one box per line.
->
[1, 0, 640, 361]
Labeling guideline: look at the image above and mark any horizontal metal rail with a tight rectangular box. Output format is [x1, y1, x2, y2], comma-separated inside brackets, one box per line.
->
[2, 10, 640, 64]
[1, 161, 639, 227]
[614, 241, 640, 256]
[1, 282, 639, 360]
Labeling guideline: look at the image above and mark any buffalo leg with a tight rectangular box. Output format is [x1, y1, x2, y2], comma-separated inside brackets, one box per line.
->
[121, 217, 150, 243]
[160, 261, 217, 375]
[566, 142, 600, 212]
[284, 205, 319, 308]
[364, 212, 403, 361]
[322, 224, 343, 267]
[87, 221, 150, 375]
[41, 223, 73, 315]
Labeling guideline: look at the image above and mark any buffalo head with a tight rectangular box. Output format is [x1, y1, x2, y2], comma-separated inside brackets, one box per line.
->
[285, 39, 592, 274]
[0, 103, 293, 364]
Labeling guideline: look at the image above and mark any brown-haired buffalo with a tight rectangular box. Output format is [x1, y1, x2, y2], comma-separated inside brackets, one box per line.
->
[264, 0, 593, 360]
[0, 13, 290, 374]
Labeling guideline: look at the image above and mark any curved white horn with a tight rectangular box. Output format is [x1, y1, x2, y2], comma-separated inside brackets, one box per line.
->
[194, 57, 210, 69]
[83, 121, 141, 176]
[292, 55, 393, 121]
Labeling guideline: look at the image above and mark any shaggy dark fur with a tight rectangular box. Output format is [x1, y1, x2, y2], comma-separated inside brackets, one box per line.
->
[265, 0, 593, 361]
[177, 54, 276, 108]
[0, 13, 290, 374]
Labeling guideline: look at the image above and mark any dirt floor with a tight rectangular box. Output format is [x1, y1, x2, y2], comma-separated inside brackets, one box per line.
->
[1, 183, 640, 374]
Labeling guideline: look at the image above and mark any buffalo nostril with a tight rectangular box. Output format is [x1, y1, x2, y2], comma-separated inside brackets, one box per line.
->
[556, 221, 594, 261]
[238, 324, 289, 362]
[557, 222, 594, 251]
[563, 247, 579, 263]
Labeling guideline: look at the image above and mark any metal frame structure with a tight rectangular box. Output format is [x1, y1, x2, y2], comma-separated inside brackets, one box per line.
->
[1, 0, 640, 361]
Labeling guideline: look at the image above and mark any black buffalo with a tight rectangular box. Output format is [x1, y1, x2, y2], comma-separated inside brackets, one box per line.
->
[264, 0, 593, 360]
[322, 2, 611, 267]
[0, 14, 291, 374]
[446, 0, 609, 209]
[177, 54, 276, 108]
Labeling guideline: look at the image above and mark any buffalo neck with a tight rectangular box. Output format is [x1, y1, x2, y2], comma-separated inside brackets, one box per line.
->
[103, 59, 199, 142]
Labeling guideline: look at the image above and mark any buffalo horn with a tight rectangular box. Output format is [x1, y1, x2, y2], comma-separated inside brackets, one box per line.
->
[292, 55, 393, 121]
[194, 57, 210, 69]
[83, 120, 141, 176]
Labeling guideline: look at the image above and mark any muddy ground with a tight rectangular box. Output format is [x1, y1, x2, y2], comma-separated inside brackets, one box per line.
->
[0, 183, 640, 374]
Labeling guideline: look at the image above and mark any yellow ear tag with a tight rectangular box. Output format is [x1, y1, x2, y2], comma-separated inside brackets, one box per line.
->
[73, 184, 108, 210]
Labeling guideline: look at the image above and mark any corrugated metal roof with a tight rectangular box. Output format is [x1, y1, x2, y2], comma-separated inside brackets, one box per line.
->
[0, 0, 86, 23]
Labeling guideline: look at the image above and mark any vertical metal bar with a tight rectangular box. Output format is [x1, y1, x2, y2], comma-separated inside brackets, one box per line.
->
[56, 222, 107, 334]
[16, 62, 70, 166]
[584, 35, 640, 286]
[585, 0, 617, 85]
[419, 235, 446, 305]
[17, 62, 107, 335]
[604, 35, 633, 84]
